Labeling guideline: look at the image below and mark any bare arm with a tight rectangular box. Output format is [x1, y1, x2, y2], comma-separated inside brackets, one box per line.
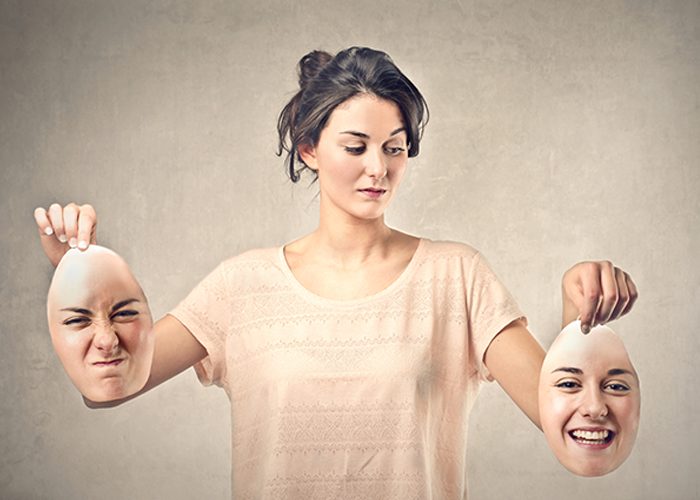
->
[484, 319, 545, 429]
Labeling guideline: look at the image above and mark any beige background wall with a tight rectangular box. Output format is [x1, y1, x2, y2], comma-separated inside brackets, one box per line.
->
[1, 1, 698, 499]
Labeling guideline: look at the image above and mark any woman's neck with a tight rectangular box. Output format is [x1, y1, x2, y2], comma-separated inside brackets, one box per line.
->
[305, 209, 395, 269]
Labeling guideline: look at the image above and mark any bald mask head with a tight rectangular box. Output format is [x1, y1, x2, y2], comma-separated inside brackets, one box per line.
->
[538, 320, 640, 476]
[47, 246, 154, 402]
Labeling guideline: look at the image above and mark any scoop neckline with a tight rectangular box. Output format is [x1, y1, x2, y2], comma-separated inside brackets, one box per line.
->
[277, 238, 427, 307]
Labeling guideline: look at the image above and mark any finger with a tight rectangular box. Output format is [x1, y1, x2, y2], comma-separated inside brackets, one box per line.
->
[596, 261, 619, 325]
[33, 207, 54, 236]
[47, 203, 67, 243]
[608, 267, 630, 321]
[578, 263, 602, 334]
[34, 206, 69, 267]
[77, 204, 97, 250]
[63, 203, 79, 248]
[620, 273, 639, 316]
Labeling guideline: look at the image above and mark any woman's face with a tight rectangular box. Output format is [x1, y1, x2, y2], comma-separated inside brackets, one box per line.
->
[300, 93, 409, 221]
[47, 246, 154, 402]
[538, 321, 640, 477]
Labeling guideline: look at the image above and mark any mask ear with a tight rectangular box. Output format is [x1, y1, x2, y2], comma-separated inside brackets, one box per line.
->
[297, 143, 318, 171]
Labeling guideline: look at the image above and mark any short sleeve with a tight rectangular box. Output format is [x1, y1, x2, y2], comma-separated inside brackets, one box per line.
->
[168, 262, 231, 389]
[466, 252, 527, 382]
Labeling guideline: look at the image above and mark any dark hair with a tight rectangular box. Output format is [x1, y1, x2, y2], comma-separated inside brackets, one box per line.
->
[277, 46, 429, 183]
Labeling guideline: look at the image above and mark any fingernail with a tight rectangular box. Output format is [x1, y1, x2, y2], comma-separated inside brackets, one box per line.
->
[581, 324, 591, 334]
[68, 237, 78, 248]
[44, 227, 54, 236]
[58, 234, 68, 243]
[78, 240, 88, 250]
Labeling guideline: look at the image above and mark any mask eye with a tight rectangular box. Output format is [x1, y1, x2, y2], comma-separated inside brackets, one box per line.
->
[604, 382, 631, 394]
[554, 379, 582, 391]
[111, 310, 139, 323]
[63, 316, 90, 327]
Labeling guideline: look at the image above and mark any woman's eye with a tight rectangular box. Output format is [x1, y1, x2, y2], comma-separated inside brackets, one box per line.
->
[63, 317, 90, 326]
[111, 310, 139, 321]
[385, 146, 405, 156]
[344, 146, 365, 155]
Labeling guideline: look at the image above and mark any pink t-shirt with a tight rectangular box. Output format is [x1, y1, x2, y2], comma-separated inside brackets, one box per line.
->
[170, 239, 525, 499]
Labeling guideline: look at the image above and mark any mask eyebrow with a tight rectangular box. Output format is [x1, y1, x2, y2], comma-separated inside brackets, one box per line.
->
[608, 368, 639, 382]
[551, 367, 583, 375]
[59, 307, 93, 315]
[110, 298, 140, 314]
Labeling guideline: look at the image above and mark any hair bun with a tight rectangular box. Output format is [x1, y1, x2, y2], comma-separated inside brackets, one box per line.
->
[298, 50, 333, 89]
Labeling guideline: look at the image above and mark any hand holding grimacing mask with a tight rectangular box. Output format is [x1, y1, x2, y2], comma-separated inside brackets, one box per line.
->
[538, 320, 640, 477]
[47, 245, 154, 402]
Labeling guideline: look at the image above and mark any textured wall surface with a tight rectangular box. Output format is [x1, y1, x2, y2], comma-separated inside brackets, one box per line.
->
[1, 1, 698, 499]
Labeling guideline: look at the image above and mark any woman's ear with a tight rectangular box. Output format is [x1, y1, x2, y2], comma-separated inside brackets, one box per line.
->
[297, 143, 318, 171]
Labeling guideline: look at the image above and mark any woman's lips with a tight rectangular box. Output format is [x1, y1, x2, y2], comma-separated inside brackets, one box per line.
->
[567, 428, 616, 449]
[358, 188, 386, 199]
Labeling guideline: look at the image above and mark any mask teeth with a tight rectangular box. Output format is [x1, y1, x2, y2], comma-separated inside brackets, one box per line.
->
[571, 429, 610, 441]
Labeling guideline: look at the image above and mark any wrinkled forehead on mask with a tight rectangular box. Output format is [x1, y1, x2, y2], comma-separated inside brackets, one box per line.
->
[47, 245, 146, 316]
[541, 320, 638, 382]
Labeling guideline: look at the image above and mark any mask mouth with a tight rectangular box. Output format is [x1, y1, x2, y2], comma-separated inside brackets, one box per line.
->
[568, 428, 615, 447]
[92, 358, 124, 367]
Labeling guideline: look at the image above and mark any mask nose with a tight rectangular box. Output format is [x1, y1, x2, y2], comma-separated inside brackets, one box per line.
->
[579, 388, 608, 419]
[92, 321, 119, 354]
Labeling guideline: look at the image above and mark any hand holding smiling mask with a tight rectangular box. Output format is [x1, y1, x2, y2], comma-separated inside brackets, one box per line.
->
[46, 245, 154, 402]
[538, 320, 640, 477]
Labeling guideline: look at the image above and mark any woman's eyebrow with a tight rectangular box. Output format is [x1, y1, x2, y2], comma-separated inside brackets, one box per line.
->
[110, 298, 140, 313]
[340, 130, 369, 138]
[339, 127, 406, 139]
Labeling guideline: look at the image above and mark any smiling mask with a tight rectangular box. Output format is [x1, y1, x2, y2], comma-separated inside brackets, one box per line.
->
[538, 320, 640, 476]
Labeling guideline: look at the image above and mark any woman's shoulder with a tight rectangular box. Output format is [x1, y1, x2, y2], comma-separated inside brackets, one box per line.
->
[419, 238, 481, 260]
[211, 246, 283, 275]
[415, 239, 505, 286]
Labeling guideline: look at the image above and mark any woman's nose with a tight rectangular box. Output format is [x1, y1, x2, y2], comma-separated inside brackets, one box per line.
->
[579, 389, 608, 419]
[93, 322, 119, 353]
[364, 148, 387, 179]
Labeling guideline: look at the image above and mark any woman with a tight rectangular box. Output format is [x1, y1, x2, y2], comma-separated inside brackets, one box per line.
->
[34, 47, 637, 499]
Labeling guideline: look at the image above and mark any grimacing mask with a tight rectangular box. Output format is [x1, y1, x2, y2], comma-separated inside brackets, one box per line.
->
[538, 320, 640, 477]
[47, 245, 154, 402]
